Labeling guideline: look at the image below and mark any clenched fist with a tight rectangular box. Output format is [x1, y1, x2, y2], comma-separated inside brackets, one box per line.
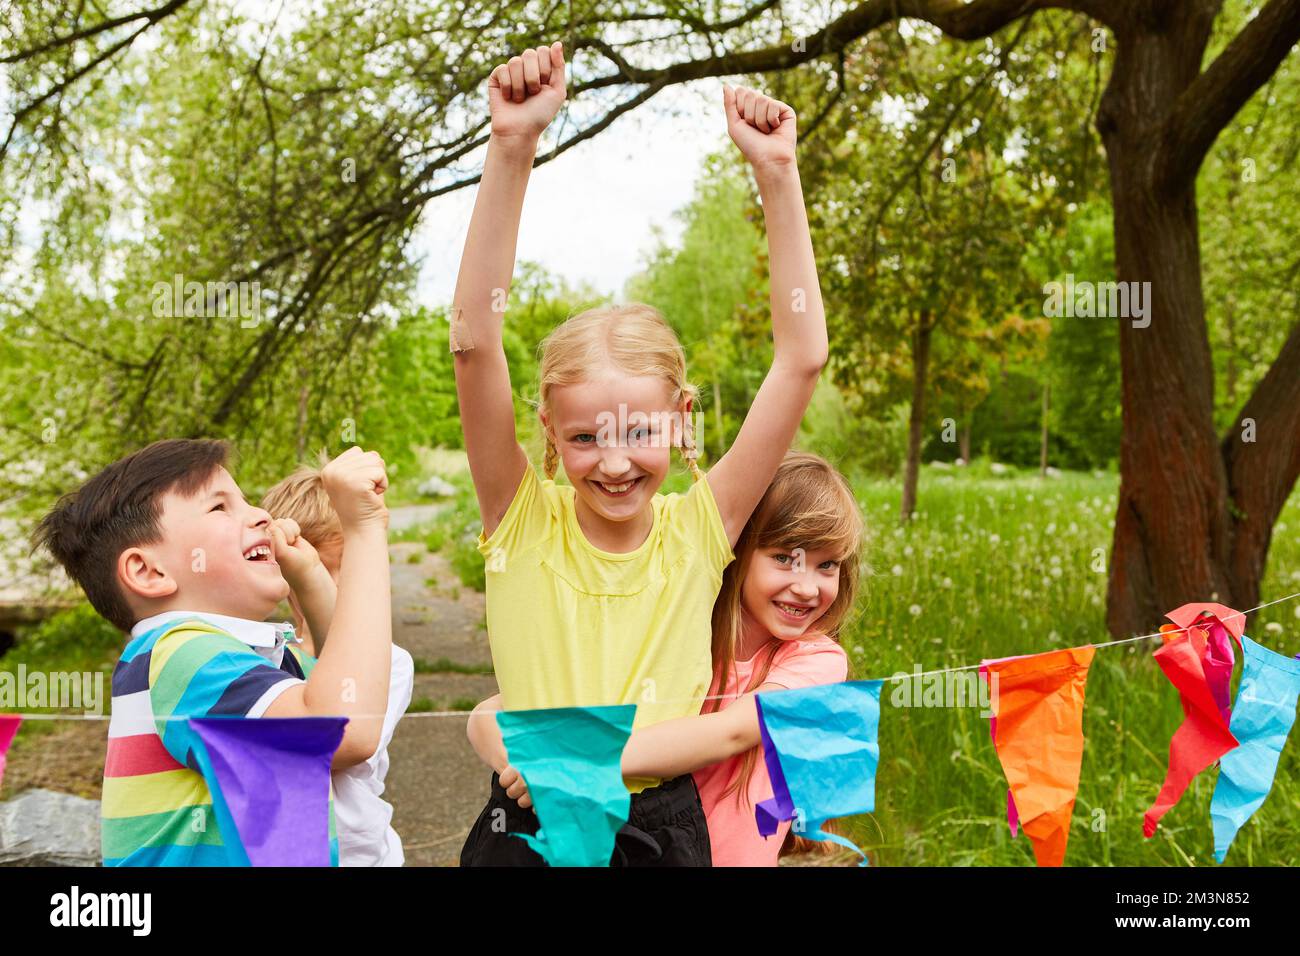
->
[488, 41, 567, 142]
[723, 85, 797, 171]
[321, 446, 389, 531]
[268, 517, 325, 592]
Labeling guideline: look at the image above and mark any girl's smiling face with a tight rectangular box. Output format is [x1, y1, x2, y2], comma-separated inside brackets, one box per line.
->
[542, 371, 688, 533]
[740, 544, 842, 647]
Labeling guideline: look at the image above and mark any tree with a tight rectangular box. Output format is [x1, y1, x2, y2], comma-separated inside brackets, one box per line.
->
[5, 0, 1299, 635]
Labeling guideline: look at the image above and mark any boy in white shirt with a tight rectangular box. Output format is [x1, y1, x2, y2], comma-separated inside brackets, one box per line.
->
[263, 456, 413, 867]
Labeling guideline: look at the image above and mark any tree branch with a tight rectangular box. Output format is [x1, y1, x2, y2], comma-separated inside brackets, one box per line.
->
[1157, 0, 1300, 195]
[0, 0, 193, 65]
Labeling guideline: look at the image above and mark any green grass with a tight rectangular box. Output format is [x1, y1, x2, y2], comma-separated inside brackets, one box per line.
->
[412, 656, 494, 676]
[405, 696, 479, 713]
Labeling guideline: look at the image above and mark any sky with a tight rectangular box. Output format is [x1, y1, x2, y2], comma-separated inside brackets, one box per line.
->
[411, 79, 731, 308]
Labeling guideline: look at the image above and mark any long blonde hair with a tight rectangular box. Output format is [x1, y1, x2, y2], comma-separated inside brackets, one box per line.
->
[707, 452, 865, 826]
[537, 303, 702, 482]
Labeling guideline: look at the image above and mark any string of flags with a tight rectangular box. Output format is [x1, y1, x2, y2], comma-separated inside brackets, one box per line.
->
[1, 598, 1298, 866]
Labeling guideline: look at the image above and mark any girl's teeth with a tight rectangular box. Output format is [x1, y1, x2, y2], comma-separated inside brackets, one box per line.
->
[776, 602, 810, 616]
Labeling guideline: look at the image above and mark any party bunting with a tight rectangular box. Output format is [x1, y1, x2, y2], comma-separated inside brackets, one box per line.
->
[753, 680, 883, 866]
[0, 715, 20, 793]
[1143, 607, 1242, 837]
[1209, 635, 1300, 862]
[496, 704, 636, 867]
[188, 716, 346, 866]
[981, 646, 1096, 867]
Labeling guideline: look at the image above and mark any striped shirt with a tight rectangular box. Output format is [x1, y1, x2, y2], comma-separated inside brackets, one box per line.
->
[102, 610, 337, 866]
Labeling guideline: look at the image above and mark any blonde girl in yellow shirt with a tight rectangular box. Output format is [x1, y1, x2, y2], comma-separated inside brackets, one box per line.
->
[455, 41, 828, 866]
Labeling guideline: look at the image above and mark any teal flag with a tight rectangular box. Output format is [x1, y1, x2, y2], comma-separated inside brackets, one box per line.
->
[1209, 636, 1300, 863]
[497, 704, 636, 867]
[755, 680, 883, 866]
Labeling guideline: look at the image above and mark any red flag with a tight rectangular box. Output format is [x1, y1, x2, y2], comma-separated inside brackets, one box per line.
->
[1143, 610, 1241, 838]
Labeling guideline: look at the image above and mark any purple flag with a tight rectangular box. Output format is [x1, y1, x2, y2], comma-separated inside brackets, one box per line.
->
[189, 717, 346, 866]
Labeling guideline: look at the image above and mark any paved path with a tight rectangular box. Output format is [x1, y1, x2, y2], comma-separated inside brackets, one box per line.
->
[384, 535, 497, 867]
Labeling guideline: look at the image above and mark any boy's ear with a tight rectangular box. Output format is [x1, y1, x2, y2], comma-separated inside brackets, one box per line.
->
[118, 547, 179, 602]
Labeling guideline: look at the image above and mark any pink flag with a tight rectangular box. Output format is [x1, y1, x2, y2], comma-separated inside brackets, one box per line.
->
[0, 715, 21, 792]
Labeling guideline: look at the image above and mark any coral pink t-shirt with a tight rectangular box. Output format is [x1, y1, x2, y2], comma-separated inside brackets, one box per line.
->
[692, 635, 848, 866]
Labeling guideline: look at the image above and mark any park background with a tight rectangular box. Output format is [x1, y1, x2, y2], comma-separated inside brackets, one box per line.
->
[1, 0, 1297, 865]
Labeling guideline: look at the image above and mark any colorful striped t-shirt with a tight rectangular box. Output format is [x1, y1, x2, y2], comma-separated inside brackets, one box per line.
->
[102, 611, 337, 866]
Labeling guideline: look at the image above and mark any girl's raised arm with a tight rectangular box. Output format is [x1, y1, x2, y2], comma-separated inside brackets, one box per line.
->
[452, 42, 567, 536]
[706, 86, 829, 547]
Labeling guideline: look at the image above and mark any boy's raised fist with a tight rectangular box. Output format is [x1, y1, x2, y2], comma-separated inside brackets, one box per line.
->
[269, 517, 324, 590]
[488, 41, 567, 141]
[723, 84, 797, 171]
[322, 446, 389, 530]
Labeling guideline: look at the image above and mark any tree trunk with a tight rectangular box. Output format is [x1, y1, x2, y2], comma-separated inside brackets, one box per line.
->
[1097, 9, 1300, 635]
[900, 311, 932, 523]
[1039, 382, 1050, 476]
[295, 384, 310, 461]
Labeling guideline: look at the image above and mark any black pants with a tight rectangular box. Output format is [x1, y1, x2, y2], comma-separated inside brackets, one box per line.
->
[460, 771, 712, 866]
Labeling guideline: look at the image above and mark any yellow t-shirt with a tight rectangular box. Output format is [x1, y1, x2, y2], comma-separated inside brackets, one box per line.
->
[478, 464, 735, 792]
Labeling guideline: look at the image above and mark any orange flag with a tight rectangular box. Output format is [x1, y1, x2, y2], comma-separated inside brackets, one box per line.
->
[982, 646, 1096, 867]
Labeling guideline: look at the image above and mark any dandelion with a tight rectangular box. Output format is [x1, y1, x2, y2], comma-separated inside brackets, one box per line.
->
[1264, 622, 1283, 635]
[1050, 566, 1062, 578]
[941, 577, 953, 589]
[989, 533, 1001, 545]
[892, 564, 904, 576]
[909, 604, 923, 616]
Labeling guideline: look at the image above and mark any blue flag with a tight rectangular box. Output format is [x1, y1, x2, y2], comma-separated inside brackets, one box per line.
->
[497, 704, 636, 867]
[1209, 636, 1300, 863]
[755, 680, 883, 866]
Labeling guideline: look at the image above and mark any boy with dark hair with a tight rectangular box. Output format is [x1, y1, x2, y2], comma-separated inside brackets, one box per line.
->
[33, 439, 393, 866]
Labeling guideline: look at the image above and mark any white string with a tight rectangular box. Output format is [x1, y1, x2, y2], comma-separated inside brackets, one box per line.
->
[4, 590, 1299, 722]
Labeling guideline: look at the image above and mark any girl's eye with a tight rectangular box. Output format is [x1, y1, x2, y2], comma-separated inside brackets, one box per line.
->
[574, 434, 596, 444]
[773, 553, 791, 564]
[819, 560, 839, 571]
[209, 503, 225, 512]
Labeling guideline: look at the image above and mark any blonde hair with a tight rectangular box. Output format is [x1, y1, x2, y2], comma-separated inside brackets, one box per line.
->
[706, 451, 865, 855]
[259, 450, 343, 547]
[537, 303, 701, 482]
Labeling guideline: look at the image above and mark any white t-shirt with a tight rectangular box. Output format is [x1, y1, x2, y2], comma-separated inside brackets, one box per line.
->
[333, 644, 414, 866]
